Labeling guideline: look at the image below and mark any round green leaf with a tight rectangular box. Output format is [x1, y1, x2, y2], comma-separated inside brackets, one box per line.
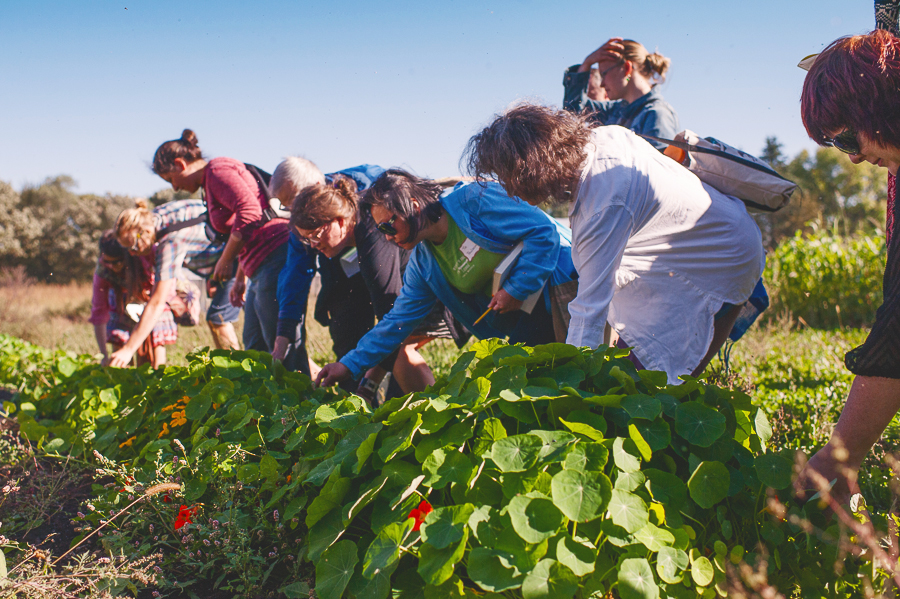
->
[621, 394, 662, 420]
[185, 394, 211, 420]
[618, 558, 660, 599]
[467, 547, 524, 592]
[315, 540, 359, 599]
[643, 469, 687, 509]
[528, 430, 577, 461]
[555, 536, 596, 577]
[508, 495, 564, 543]
[674, 402, 726, 448]
[562, 442, 608, 472]
[491, 435, 544, 472]
[691, 555, 714, 587]
[633, 523, 675, 552]
[656, 546, 688, 584]
[614, 470, 645, 493]
[363, 520, 412, 579]
[418, 529, 468, 586]
[421, 504, 476, 549]
[754, 453, 793, 490]
[522, 559, 578, 599]
[688, 461, 730, 509]
[551, 469, 612, 522]
[612, 437, 642, 472]
[632, 419, 671, 452]
[607, 489, 649, 533]
[422, 449, 475, 489]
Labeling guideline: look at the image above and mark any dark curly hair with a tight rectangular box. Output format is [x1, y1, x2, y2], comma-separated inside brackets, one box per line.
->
[463, 103, 592, 205]
[362, 169, 444, 244]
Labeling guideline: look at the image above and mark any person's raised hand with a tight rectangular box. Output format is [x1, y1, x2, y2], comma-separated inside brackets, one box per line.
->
[316, 362, 352, 388]
[580, 37, 625, 72]
[487, 289, 524, 314]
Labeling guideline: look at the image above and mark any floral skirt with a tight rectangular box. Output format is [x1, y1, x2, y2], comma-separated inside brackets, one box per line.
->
[107, 308, 178, 348]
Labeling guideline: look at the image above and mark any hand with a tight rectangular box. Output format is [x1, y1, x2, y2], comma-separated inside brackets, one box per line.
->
[100, 354, 111, 367]
[487, 289, 524, 314]
[108, 347, 135, 368]
[272, 336, 289, 362]
[229, 277, 246, 308]
[315, 362, 352, 388]
[580, 37, 625, 72]
[212, 258, 234, 282]
[794, 443, 858, 507]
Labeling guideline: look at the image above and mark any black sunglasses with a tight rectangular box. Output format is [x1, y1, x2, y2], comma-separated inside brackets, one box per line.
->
[375, 214, 398, 236]
[823, 129, 860, 155]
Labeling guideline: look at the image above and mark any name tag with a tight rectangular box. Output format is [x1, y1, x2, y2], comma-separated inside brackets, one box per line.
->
[459, 238, 480, 262]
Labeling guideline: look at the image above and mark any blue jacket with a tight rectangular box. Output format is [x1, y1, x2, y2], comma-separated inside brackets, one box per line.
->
[275, 164, 386, 340]
[562, 66, 680, 149]
[339, 181, 577, 378]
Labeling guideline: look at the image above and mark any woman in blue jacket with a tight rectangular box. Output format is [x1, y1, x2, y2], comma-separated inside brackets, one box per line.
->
[315, 169, 578, 388]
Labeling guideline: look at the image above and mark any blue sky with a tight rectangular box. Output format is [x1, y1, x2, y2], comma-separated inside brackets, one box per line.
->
[0, 0, 875, 198]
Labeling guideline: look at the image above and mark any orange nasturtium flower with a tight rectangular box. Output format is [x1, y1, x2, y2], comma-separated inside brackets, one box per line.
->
[118, 436, 136, 448]
[161, 404, 178, 412]
[158, 423, 170, 438]
[407, 500, 433, 532]
[174, 504, 197, 530]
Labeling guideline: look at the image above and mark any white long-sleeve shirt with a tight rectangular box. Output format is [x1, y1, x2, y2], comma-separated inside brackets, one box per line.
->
[566, 126, 765, 383]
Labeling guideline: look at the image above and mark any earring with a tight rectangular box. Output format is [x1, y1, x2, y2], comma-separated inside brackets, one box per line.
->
[625, 76, 631, 84]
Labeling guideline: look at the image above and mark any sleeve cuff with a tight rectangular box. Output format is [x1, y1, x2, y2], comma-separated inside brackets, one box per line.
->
[276, 318, 301, 341]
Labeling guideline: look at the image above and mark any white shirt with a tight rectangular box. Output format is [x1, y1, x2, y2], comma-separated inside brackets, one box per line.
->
[566, 126, 765, 383]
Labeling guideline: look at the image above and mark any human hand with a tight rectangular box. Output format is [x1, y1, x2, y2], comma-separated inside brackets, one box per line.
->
[272, 336, 289, 362]
[487, 289, 524, 314]
[212, 258, 234, 282]
[315, 362, 352, 387]
[108, 347, 134, 368]
[581, 37, 625, 72]
[794, 443, 858, 508]
[229, 277, 246, 308]
[100, 354, 111, 367]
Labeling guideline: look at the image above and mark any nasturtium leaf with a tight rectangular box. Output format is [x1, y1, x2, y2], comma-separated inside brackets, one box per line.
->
[473, 418, 507, 456]
[550, 469, 612, 522]
[378, 413, 423, 462]
[632, 419, 671, 452]
[490, 365, 528, 394]
[185, 394, 211, 420]
[468, 505, 503, 546]
[687, 461, 730, 509]
[467, 547, 524, 592]
[656, 393, 680, 418]
[550, 364, 587, 388]
[612, 437, 642, 472]
[421, 504, 476, 549]
[754, 453, 793, 490]
[315, 540, 358, 599]
[237, 463, 259, 483]
[57, 357, 77, 378]
[607, 489, 649, 533]
[528, 430, 576, 461]
[633, 522, 675, 552]
[346, 559, 396, 599]
[656, 546, 689, 584]
[423, 575, 467, 599]
[599, 519, 639, 547]
[508, 495, 564, 543]
[558, 418, 604, 442]
[618, 558, 660, 599]
[621, 394, 662, 421]
[315, 402, 361, 431]
[628, 424, 653, 461]
[342, 475, 388, 526]
[643, 469, 687, 509]
[690, 555, 714, 587]
[521, 559, 579, 599]
[363, 520, 414, 579]
[637, 370, 668, 388]
[491, 435, 544, 472]
[418, 529, 468, 586]
[555, 536, 596, 576]
[563, 442, 609, 472]
[674, 402, 726, 448]
[306, 473, 351, 528]
[614, 470, 645, 493]
[259, 454, 280, 482]
[422, 449, 474, 489]
[754, 408, 773, 448]
[519, 386, 566, 400]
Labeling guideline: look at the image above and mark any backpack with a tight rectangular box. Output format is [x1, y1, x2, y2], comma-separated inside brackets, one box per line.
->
[640, 131, 798, 213]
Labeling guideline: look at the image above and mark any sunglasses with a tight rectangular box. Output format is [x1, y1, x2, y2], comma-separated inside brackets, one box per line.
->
[297, 223, 330, 246]
[375, 214, 398, 236]
[823, 129, 860, 155]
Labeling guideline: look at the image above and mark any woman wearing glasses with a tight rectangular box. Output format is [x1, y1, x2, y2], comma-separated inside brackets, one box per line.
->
[794, 30, 900, 505]
[150, 129, 290, 354]
[291, 174, 466, 398]
[109, 199, 240, 367]
[314, 169, 577, 389]
[563, 38, 679, 149]
[90, 230, 177, 367]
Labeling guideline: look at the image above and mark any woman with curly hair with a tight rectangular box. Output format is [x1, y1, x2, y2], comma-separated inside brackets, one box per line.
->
[794, 29, 900, 505]
[465, 104, 764, 383]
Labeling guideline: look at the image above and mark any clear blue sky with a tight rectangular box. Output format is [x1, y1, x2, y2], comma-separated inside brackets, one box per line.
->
[0, 0, 876, 198]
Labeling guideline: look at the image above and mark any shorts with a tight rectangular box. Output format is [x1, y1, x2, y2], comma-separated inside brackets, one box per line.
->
[206, 275, 241, 325]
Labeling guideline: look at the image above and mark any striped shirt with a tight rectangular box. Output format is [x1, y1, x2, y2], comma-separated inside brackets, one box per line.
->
[153, 200, 223, 281]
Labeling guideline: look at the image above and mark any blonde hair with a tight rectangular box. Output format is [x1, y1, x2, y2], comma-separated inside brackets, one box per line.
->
[290, 175, 358, 231]
[621, 40, 671, 82]
[115, 198, 156, 252]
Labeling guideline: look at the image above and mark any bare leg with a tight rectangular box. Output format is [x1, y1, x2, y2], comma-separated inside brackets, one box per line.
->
[308, 359, 322, 380]
[208, 321, 240, 350]
[392, 343, 435, 394]
[154, 345, 167, 367]
[691, 304, 743, 377]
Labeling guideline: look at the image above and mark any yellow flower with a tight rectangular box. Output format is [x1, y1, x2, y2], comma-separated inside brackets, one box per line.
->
[172, 417, 188, 427]
[119, 436, 136, 448]
[161, 404, 178, 412]
[158, 423, 169, 438]
[170, 410, 185, 421]
[212, 403, 220, 410]
[179, 395, 190, 404]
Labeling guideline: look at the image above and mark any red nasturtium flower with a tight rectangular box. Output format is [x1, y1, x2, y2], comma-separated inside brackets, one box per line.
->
[407, 500, 433, 532]
[174, 505, 197, 530]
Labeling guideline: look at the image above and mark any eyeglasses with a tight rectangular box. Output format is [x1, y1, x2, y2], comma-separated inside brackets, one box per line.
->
[822, 129, 860, 155]
[130, 232, 142, 252]
[375, 214, 398, 236]
[297, 223, 329, 246]
[600, 60, 624, 79]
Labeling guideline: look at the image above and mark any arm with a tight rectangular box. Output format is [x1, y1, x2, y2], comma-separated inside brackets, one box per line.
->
[93, 323, 109, 364]
[108, 277, 176, 367]
[273, 235, 316, 361]
[565, 205, 634, 348]
[229, 264, 247, 307]
[563, 38, 624, 115]
[214, 235, 244, 281]
[356, 216, 405, 319]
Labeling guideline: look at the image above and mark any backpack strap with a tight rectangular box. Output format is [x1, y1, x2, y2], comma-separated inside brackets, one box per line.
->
[156, 214, 207, 239]
[244, 163, 280, 224]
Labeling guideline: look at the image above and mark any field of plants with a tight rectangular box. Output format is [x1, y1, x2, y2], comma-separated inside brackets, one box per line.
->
[0, 230, 896, 598]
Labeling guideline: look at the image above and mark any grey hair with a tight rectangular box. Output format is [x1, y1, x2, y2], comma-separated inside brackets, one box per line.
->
[270, 156, 326, 205]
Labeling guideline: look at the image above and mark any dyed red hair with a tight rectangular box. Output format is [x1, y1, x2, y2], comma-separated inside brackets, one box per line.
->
[801, 30, 900, 148]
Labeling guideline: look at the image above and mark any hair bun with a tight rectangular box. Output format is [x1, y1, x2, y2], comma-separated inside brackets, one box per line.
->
[134, 197, 150, 210]
[331, 174, 359, 198]
[180, 129, 198, 147]
[644, 52, 671, 78]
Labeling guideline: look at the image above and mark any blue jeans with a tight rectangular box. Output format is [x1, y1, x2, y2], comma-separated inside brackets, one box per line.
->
[243, 244, 288, 352]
